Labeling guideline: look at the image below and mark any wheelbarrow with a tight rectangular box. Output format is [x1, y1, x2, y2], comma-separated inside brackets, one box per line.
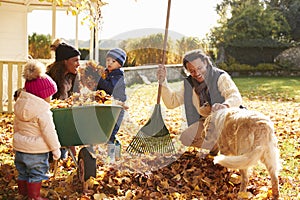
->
[51, 104, 122, 182]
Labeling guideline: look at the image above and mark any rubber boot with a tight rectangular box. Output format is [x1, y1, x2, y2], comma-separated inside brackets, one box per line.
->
[27, 182, 48, 200]
[17, 180, 27, 197]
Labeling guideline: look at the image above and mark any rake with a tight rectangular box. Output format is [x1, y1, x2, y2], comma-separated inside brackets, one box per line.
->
[126, 0, 175, 155]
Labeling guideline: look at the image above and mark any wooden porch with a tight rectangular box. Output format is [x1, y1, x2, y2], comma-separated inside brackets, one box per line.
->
[0, 60, 25, 113]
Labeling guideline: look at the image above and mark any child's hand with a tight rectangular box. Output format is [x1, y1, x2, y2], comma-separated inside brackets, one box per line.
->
[115, 100, 129, 110]
[101, 69, 108, 79]
[52, 149, 61, 160]
[122, 104, 129, 110]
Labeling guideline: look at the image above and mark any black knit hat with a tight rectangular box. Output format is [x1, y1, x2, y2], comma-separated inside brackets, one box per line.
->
[55, 42, 81, 62]
[106, 48, 127, 66]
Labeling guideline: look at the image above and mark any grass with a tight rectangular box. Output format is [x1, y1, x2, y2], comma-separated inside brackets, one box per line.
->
[233, 76, 300, 102]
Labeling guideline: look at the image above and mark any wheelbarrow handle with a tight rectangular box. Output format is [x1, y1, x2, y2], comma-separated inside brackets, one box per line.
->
[52, 160, 58, 178]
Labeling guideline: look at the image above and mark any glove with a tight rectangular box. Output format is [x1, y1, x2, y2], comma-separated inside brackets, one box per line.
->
[52, 149, 61, 160]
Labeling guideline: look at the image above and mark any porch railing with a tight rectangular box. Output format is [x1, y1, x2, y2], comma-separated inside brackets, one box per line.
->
[0, 60, 26, 113]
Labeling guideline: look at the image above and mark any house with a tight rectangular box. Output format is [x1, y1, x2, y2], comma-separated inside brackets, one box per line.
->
[0, 0, 92, 112]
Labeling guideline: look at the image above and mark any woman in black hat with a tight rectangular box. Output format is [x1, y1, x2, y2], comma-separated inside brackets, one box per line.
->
[46, 38, 81, 100]
[46, 39, 81, 159]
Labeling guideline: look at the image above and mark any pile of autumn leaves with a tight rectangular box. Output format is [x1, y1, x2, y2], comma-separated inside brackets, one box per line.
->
[0, 83, 299, 199]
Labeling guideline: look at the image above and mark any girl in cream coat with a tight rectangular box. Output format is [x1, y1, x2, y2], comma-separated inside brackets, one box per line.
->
[13, 60, 61, 200]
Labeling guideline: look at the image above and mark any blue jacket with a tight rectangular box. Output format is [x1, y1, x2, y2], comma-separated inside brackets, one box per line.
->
[96, 68, 127, 102]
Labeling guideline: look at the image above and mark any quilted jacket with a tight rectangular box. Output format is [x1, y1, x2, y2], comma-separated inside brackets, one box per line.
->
[13, 91, 61, 153]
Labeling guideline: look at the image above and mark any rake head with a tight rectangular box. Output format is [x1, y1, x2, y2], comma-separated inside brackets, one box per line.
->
[126, 128, 175, 155]
[126, 104, 175, 155]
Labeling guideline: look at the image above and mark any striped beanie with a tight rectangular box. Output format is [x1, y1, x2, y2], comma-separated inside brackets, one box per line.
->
[106, 48, 127, 66]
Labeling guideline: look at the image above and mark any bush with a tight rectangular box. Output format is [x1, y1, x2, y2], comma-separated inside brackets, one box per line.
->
[217, 62, 281, 71]
[79, 48, 89, 60]
[217, 62, 228, 70]
[231, 63, 253, 71]
[256, 63, 281, 71]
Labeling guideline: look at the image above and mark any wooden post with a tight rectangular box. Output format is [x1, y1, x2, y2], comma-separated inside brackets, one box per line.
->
[0, 62, 3, 112]
[7, 63, 13, 112]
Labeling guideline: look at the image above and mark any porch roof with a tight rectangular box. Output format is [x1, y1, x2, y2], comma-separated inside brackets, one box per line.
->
[0, 0, 69, 10]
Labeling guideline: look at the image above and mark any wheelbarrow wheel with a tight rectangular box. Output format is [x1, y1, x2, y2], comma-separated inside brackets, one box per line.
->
[78, 147, 96, 182]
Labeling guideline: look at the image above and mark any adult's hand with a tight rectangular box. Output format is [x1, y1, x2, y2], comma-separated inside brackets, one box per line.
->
[157, 64, 167, 84]
[211, 103, 229, 112]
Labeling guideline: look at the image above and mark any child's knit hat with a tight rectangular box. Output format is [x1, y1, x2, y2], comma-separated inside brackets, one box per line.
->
[23, 60, 57, 99]
[106, 48, 127, 66]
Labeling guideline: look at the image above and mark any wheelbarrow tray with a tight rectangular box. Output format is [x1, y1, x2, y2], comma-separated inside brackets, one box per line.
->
[52, 105, 122, 146]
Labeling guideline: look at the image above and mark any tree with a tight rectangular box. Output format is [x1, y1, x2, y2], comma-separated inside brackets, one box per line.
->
[120, 34, 205, 65]
[265, 0, 300, 41]
[207, 0, 294, 65]
[121, 34, 169, 65]
[28, 33, 52, 59]
[176, 37, 203, 57]
[210, 0, 291, 47]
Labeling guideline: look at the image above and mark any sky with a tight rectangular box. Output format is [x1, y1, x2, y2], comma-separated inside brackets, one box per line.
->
[28, 0, 222, 41]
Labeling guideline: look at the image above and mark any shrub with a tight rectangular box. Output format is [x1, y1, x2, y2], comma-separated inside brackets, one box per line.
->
[256, 63, 281, 71]
[217, 62, 281, 71]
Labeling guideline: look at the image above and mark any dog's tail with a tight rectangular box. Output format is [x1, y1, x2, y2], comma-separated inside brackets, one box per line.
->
[214, 146, 263, 169]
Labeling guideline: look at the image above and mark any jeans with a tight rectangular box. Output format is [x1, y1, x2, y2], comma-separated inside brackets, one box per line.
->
[108, 109, 124, 144]
[14, 151, 49, 183]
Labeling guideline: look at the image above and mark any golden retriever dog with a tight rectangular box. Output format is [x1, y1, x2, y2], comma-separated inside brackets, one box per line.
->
[201, 107, 280, 199]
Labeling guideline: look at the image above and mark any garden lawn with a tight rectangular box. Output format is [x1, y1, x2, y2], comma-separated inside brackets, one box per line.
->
[233, 76, 300, 102]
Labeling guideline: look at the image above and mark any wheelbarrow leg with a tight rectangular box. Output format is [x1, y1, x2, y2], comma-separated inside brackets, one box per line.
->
[66, 147, 79, 168]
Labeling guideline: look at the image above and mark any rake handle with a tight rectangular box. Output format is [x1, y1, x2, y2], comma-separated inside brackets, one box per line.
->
[157, 0, 171, 105]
